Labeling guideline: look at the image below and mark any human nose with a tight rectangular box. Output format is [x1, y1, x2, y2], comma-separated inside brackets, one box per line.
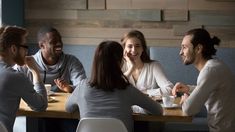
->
[179, 49, 183, 55]
[131, 46, 136, 52]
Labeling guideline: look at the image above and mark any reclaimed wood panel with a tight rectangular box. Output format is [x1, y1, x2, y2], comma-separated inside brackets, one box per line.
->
[164, 0, 188, 9]
[76, 10, 161, 21]
[25, 9, 78, 19]
[206, 0, 235, 1]
[26, 27, 182, 46]
[163, 10, 188, 21]
[173, 25, 203, 36]
[88, 0, 105, 9]
[25, 0, 87, 10]
[132, 0, 163, 9]
[189, 0, 235, 10]
[106, 0, 131, 9]
[205, 26, 235, 40]
[27, 27, 179, 39]
[25, 18, 176, 29]
[190, 11, 235, 26]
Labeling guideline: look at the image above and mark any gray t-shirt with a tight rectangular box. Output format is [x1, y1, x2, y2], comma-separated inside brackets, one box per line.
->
[65, 79, 163, 132]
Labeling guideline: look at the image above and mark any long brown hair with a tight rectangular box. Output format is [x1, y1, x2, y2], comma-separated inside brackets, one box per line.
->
[89, 41, 129, 91]
[121, 30, 153, 63]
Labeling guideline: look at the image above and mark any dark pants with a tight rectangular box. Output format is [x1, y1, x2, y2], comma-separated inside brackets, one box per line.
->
[40, 118, 79, 132]
[134, 121, 164, 132]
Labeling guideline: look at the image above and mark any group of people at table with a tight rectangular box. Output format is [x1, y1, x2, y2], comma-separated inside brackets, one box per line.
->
[0, 25, 234, 132]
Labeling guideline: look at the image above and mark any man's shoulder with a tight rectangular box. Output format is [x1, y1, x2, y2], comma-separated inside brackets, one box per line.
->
[63, 53, 78, 59]
[63, 53, 82, 63]
[1, 68, 26, 80]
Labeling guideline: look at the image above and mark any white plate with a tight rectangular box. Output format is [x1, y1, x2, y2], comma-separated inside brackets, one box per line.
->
[161, 103, 180, 109]
[47, 91, 55, 96]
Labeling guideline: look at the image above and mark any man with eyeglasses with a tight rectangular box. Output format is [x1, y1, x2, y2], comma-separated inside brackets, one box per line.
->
[0, 25, 48, 132]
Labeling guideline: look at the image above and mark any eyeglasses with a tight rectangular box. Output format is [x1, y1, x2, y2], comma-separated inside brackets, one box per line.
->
[18, 44, 29, 50]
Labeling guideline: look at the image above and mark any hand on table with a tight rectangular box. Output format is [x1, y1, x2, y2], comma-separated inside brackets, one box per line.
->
[54, 78, 73, 93]
[180, 93, 189, 105]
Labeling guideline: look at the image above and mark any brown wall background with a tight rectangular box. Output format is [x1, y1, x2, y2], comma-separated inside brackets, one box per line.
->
[25, 0, 235, 47]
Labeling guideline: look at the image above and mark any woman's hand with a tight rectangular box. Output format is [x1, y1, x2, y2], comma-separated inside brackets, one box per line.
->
[123, 51, 136, 75]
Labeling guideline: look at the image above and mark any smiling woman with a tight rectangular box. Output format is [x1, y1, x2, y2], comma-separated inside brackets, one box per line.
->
[121, 30, 173, 96]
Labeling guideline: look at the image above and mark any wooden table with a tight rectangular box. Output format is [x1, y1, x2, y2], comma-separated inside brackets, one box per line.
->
[17, 92, 192, 122]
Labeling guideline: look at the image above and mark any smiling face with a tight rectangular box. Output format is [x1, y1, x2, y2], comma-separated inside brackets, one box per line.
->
[40, 31, 63, 65]
[180, 35, 196, 65]
[124, 37, 143, 62]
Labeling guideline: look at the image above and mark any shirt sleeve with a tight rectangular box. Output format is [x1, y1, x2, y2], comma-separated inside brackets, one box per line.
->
[18, 74, 48, 111]
[65, 79, 85, 113]
[151, 62, 174, 95]
[129, 85, 163, 115]
[69, 56, 87, 89]
[182, 67, 220, 116]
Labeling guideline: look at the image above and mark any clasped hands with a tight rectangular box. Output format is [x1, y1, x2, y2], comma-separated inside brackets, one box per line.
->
[172, 82, 190, 105]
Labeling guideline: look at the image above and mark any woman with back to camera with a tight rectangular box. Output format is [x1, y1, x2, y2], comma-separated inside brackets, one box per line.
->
[65, 40, 163, 132]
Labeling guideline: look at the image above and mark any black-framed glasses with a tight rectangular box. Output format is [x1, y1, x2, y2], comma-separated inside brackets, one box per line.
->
[18, 44, 29, 50]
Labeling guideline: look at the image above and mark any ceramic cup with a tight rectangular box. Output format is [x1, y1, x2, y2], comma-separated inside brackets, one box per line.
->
[162, 95, 175, 107]
[44, 84, 52, 95]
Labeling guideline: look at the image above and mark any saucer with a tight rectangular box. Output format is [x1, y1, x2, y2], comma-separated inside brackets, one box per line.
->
[161, 103, 180, 109]
[47, 91, 55, 96]
[48, 96, 56, 103]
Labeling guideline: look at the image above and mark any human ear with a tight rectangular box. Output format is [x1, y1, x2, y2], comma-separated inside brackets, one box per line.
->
[196, 44, 203, 53]
[10, 45, 17, 54]
[39, 41, 45, 49]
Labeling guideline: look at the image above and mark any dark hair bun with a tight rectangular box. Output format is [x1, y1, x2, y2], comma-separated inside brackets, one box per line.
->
[211, 36, 221, 46]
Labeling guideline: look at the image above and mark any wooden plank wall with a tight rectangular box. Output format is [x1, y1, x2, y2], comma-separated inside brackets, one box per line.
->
[24, 0, 235, 47]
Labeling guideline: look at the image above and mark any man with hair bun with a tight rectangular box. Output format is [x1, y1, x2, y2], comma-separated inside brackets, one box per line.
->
[172, 28, 235, 132]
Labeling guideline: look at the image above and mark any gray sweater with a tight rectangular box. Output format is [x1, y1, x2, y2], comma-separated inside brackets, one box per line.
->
[182, 59, 235, 132]
[0, 61, 47, 132]
[14, 50, 86, 91]
[65, 80, 163, 132]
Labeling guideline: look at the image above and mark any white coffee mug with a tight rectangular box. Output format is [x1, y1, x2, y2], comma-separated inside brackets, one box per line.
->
[162, 95, 175, 107]
[44, 84, 52, 94]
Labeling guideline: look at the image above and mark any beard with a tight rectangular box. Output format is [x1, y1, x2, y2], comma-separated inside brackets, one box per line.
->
[13, 51, 25, 66]
[181, 51, 196, 65]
